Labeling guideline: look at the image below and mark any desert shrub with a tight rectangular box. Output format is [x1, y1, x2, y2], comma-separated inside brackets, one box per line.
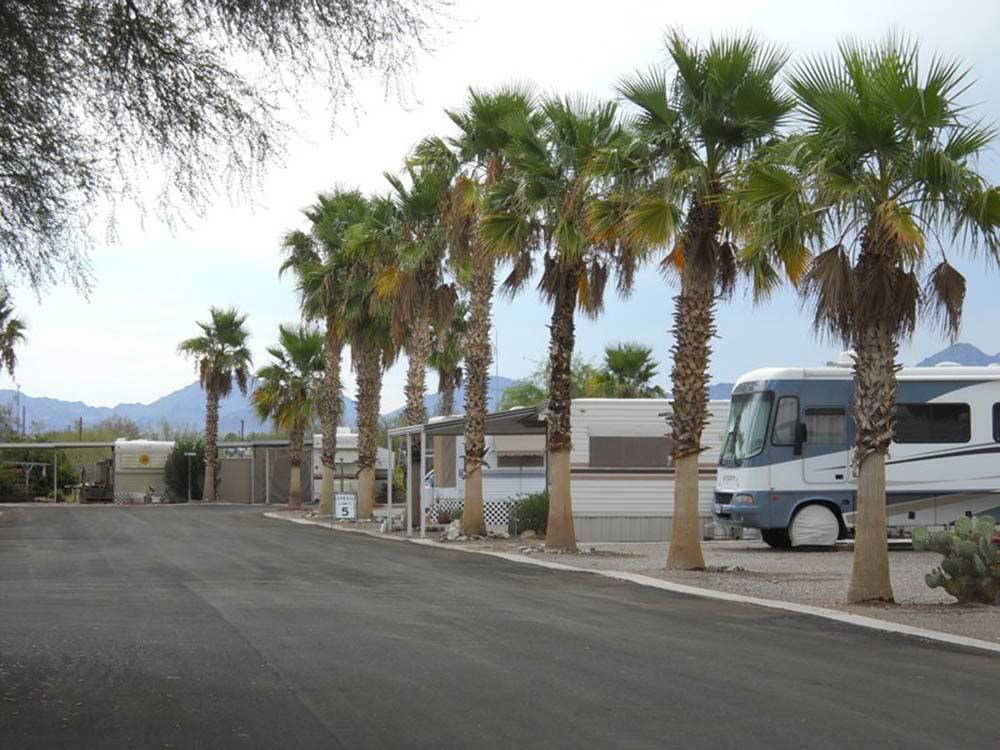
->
[164, 437, 206, 502]
[914, 516, 1000, 605]
[509, 491, 548, 536]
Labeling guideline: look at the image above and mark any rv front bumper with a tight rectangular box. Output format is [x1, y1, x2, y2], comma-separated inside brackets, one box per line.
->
[713, 491, 766, 528]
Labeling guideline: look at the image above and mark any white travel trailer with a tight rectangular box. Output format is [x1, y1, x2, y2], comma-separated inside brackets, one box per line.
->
[714, 363, 1000, 547]
[422, 399, 730, 541]
[113, 439, 174, 502]
[311, 428, 390, 502]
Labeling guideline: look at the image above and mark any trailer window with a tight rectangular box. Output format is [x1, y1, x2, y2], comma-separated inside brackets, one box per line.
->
[772, 397, 799, 446]
[994, 404, 1000, 442]
[894, 403, 971, 444]
[589, 436, 671, 468]
[804, 408, 847, 445]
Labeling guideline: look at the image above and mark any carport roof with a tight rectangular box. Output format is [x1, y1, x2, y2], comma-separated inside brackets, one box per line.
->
[387, 405, 546, 438]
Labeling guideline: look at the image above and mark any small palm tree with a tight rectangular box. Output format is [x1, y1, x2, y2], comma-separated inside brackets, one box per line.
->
[253, 325, 325, 509]
[429, 301, 468, 416]
[281, 189, 370, 514]
[412, 85, 538, 536]
[178, 307, 252, 502]
[618, 30, 794, 569]
[0, 292, 27, 377]
[739, 37, 1000, 602]
[481, 97, 641, 551]
[591, 343, 666, 398]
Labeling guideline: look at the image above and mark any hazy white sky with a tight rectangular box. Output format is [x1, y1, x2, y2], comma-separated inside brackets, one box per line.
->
[8, 0, 1000, 409]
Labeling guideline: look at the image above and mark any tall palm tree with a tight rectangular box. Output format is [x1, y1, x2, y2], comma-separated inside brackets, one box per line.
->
[429, 300, 468, 416]
[618, 30, 794, 569]
[0, 291, 27, 377]
[343, 199, 401, 518]
[591, 343, 666, 398]
[178, 307, 252, 502]
[738, 38, 1000, 602]
[368, 164, 455, 527]
[480, 97, 640, 551]
[281, 189, 370, 514]
[413, 86, 538, 536]
[253, 325, 325, 510]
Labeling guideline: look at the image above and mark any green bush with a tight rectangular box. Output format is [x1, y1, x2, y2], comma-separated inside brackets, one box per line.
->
[164, 437, 206, 502]
[509, 491, 548, 536]
[914, 517, 1000, 605]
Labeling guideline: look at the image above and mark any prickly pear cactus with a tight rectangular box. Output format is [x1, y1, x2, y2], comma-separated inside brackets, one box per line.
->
[913, 517, 1000, 605]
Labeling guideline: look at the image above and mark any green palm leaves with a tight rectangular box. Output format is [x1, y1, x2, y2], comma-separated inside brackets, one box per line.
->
[178, 307, 253, 400]
[253, 325, 325, 432]
[0, 292, 27, 377]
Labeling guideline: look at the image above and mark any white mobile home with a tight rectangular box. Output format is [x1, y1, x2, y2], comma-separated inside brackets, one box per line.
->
[311, 428, 390, 502]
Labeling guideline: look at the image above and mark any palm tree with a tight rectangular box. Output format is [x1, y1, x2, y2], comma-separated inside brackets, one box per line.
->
[429, 301, 468, 416]
[413, 86, 538, 536]
[281, 189, 370, 514]
[0, 291, 27, 377]
[253, 325, 325, 509]
[343, 200, 400, 518]
[178, 307, 253, 502]
[618, 30, 794, 569]
[368, 164, 455, 527]
[480, 98, 640, 551]
[739, 38, 1000, 602]
[591, 343, 666, 398]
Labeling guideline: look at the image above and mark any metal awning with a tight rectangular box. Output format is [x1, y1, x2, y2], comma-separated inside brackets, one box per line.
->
[387, 405, 545, 438]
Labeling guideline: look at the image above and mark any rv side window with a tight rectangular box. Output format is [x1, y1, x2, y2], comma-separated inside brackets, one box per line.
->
[994, 404, 1000, 442]
[804, 408, 847, 445]
[772, 397, 799, 446]
[894, 403, 971, 444]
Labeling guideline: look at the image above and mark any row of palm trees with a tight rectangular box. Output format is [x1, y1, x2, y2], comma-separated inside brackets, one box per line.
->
[193, 31, 998, 606]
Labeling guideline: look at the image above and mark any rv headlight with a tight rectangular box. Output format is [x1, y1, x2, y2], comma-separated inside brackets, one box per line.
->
[732, 493, 756, 506]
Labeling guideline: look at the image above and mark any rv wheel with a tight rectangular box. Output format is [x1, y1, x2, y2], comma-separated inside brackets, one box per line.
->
[789, 503, 840, 547]
[761, 528, 791, 548]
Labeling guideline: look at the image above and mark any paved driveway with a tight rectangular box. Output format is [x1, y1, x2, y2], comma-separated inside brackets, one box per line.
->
[1, 505, 997, 748]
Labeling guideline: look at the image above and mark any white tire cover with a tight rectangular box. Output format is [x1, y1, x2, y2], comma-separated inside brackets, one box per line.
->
[789, 504, 839, 547]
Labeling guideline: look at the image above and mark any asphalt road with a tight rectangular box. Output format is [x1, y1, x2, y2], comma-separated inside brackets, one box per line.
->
[1, 505, 998, 749]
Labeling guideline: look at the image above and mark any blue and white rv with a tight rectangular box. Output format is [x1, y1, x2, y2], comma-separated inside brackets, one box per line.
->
[714, 360, 1000, 547]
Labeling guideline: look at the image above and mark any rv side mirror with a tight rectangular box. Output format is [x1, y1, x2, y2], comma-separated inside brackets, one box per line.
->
[793, 422, 808, 455]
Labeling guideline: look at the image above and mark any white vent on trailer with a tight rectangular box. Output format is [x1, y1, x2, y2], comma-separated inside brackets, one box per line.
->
[935, 361, 961, 367]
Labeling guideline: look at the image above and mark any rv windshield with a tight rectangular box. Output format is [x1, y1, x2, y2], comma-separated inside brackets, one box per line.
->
[720, 391, 773, 465]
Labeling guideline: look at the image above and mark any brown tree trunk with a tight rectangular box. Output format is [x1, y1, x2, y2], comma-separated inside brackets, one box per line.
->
[666, 203, 718, 571]
[405, 298, 433, 527]
[319, 323, 344, 516]
[288, 421, 304, 510]
[847, 321, 897, 603]
[461, 256, 495, 537]
[203, 389, 219, 502]
[544, 267, 579, 551]
[439, 380, 456, 417]
[354, 343, 382, 519]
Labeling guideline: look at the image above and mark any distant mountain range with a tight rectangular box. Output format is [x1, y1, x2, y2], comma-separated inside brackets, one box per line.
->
[4, 343, 991, 434]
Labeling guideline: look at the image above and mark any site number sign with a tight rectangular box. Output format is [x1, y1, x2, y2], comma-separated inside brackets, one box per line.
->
[334, 493, 357, 521]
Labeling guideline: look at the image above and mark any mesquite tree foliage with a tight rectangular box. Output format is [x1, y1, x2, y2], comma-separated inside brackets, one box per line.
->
[0, 0, 442, 290]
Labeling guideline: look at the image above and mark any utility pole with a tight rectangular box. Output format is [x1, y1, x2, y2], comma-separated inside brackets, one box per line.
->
[77, 417, 83, 441]
[240, 419, 245, 441]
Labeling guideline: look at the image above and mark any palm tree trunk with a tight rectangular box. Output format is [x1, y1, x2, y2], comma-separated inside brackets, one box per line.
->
[439, 380, 456, 417]
[319, 323, 344, 515]
[666, 258, 714, 571]
[405, 298, 433, 528]
[203, 389, 219, 502]
[355, 343, 382, 519]
[288, 421, 304, 510]
[847, 321, 897, 603]
[544, 268, 579, 552]
[461, 257, 494, 537]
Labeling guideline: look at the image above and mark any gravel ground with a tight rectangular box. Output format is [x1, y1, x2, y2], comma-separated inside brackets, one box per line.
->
[272, 511, 1000, 645]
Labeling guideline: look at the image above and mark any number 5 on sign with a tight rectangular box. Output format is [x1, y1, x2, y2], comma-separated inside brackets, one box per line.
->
[334, 493, 356, 521]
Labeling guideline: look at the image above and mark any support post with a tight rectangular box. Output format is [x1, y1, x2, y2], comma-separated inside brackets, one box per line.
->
[386, 434, 393, 533]
[53, 449, 58, 502]
[250, 445, 255, 505]
[419, 427, 426, 540]
[405, 433, 413, 539]
[265, 449, 271, 505]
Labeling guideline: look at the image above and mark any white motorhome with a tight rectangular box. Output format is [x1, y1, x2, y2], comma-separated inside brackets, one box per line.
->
[714, 363, 1000, 547]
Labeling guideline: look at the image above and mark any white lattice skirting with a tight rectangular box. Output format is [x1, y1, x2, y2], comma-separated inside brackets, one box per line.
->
[428, 497, 527, 527]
